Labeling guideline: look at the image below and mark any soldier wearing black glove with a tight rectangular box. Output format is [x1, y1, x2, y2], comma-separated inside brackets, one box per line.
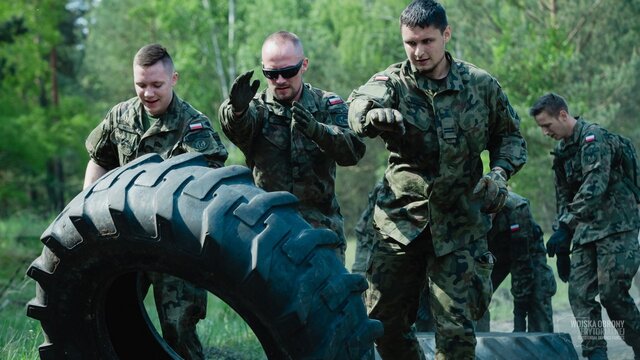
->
[546, 223, 572, 282]
[229, 70, 260, 116]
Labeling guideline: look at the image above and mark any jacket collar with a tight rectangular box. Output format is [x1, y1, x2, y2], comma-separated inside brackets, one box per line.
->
[264, 84, 318, 116]
[404, 52, 465, 93]
[128, 92, 183, 134]
[562, 117, 586, 148]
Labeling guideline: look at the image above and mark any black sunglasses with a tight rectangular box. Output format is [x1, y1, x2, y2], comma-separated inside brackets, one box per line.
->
[262, 60, 304, 80]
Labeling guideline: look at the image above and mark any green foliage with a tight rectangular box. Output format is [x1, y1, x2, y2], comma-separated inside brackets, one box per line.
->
[1, 0, 639, 239]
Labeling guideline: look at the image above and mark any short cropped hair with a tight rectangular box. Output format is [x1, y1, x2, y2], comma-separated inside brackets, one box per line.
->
[400, 0, 448, 32]
[263, 31, 304, 55]
[529, 93, 569, 118]
[133, 44, 175, 73]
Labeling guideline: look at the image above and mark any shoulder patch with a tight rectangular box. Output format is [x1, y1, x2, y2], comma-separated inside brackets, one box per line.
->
[189, 122, 204, 131]
[584, 134, 595, 143]
[374, 75, 389, 81]
[510, 224, 520, 232]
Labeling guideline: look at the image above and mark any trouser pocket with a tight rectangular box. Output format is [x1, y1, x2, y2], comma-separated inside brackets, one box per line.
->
[469, 251, 495, 320]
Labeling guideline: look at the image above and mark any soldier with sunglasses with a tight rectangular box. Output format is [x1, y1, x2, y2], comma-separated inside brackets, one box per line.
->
[218, 31, 366, 261]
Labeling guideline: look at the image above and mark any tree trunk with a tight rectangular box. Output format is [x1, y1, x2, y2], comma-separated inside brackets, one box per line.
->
[47, 47, 65, 211]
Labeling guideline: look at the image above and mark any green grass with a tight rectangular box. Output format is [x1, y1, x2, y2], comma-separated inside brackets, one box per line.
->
[0, 214, 48, 360]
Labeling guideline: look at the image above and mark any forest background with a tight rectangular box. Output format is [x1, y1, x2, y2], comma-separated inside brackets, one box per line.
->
[1, 0, 639, 240]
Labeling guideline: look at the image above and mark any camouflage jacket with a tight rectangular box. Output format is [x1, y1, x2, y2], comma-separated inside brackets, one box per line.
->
[348, 53, 527, 256]
[86, 93, 228, 169]
[219, 84, 366, 243]
[489, 192, 546, 301]
[552, 119, 640, 245]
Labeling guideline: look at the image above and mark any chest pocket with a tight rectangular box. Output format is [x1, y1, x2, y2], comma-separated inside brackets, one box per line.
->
[400, 97, 429, 131]
[457, 104, 489, 156]
[112, 126, 139, 162]
[564, 157, 583, 186]
[262, 116, 290, 151]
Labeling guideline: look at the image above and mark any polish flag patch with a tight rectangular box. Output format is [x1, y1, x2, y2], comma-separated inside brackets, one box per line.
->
[585, 134, 595, 143]
[510, 224, 520, 232]
[374, 75, 389, 81]
[189, 122, 204, 131]
[329, 97, 344, 105]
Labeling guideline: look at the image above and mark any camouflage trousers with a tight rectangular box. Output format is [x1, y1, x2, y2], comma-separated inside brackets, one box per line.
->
[364, 228, 493, 360]
[569, 229, 640, 357]
[352, 230, 375, 275]
[142, 272, 207, 360]
[476, 253, 556, 332]
[301, 211, 346, 265]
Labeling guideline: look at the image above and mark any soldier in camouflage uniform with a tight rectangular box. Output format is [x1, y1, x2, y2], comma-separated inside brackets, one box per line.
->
[352, 180, 435, 332]
[84, 44, 228, 360]
[531, 93, 640, 360]
[218, 31, 366, 261]
[476, 192, 556, 333]
[347, 1, 527, 359]
[352, 180, 556, 334]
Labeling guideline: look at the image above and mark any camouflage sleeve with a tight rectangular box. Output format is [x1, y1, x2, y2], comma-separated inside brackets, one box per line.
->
[180, 115, 228, 168]
[218, 98, 261, 155]
[85, 108, 120, 171]
[567, 128, 613, 222]
[347, 73, 397, 138]
[311, 94, 366, 166]
[487, 81, 528, 178]
[508, 202, 535, 301]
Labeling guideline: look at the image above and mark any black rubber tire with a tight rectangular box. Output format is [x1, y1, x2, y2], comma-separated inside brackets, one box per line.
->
[26, 152, 382, 360]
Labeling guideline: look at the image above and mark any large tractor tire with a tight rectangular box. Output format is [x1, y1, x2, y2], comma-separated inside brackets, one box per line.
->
[26, 153, 382, 359]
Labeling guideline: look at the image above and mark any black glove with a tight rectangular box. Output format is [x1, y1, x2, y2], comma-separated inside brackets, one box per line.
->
[513, 300, 528, 332]
[546, 223, 572, 257]
[229, 70, 260, 114]
[473, 168, 508, 213]
[292, 101, 323, 139]
[365, 108, 406, 134]
[556, 254, 571, 283]
[547, 223, 572, 283]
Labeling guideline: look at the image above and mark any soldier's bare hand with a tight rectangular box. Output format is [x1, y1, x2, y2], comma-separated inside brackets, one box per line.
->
[229, 70, 260, 115]
[366, 108, 405, 134]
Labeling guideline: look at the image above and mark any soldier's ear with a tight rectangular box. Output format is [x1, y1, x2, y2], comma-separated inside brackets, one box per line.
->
[171, 72, 179, 86]
[558, 109, 569, 122]
[443, 26, 451, 43]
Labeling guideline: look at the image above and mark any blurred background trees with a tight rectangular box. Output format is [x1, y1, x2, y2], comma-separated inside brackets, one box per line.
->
[1, 0, 638, 235]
